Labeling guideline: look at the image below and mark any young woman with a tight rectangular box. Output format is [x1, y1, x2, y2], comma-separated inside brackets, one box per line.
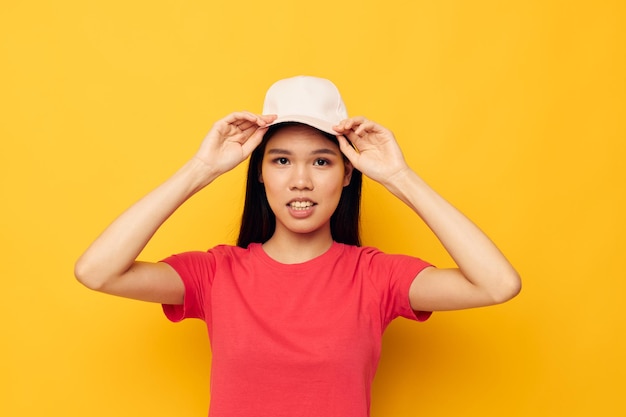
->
[75, 76, 521, 417]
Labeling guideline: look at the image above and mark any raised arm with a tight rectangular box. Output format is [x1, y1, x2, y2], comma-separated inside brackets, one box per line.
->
[74, 112, 276, 304]
[334, 117, 521, 311]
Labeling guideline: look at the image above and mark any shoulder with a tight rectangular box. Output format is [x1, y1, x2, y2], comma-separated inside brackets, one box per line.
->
[162, 244, 251, 268]
[340, 244, 410, 263]
[210, 244, 252, 256]
[339, 243, 432, 275]
[332, 244, 391, 274]
[205, 243, 269, 270]
[339, 243, 382, 258]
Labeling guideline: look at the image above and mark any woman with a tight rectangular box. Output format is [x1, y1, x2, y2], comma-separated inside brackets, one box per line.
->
[75, 76, 521, 417]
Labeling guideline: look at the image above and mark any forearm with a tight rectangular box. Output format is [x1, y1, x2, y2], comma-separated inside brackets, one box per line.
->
[383, 168, 521, 301]
[75, 158, 218, 289]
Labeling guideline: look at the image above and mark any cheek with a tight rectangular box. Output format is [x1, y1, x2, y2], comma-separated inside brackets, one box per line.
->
[260, 175, 285, 208]
[324, 176, 348, 200]
[260, 171, 281, 191]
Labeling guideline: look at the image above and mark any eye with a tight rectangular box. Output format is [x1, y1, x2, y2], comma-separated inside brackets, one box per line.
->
[274, 157, 289, 165]
[314, 158, 329, 166]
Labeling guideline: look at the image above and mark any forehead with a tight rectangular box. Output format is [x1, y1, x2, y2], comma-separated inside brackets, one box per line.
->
[264, 124, 339, 150]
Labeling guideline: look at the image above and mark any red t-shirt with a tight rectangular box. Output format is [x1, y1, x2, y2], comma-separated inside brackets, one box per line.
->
[161, 242, 432, 417]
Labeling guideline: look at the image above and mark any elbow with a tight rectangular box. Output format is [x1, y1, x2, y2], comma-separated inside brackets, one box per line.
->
[74, 258, 107, 292]
[491, 271, 522, 305]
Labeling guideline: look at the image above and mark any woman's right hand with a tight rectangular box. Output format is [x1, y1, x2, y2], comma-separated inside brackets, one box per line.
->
[75, 111, 276, 303]
[194, 112, 277, 177]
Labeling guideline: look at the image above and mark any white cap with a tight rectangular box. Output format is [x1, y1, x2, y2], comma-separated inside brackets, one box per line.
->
[262, 76, 348, 135]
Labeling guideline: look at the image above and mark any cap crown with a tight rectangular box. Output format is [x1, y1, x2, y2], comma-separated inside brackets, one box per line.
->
[262, 76, 348, 134]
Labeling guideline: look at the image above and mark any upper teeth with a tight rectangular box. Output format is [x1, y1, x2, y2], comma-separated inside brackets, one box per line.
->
[290, 201, 313, 209]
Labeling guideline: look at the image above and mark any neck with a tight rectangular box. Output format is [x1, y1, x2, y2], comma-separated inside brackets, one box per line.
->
[262, 228, 334, 264]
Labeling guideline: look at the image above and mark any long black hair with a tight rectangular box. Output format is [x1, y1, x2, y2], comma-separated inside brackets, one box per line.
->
[237, 122, 362, 248]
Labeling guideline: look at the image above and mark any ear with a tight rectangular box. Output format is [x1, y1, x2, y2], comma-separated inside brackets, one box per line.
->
[258, 168, 264, 183]
[343, 160, 354, 187]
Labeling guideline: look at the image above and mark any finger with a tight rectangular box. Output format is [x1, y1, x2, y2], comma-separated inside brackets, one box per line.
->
[221, 111, 258, 125]
[334, 116, 368, 133]
[240, 126, 268, 156]
[234, 113, 278, 131]
[236, 121, 260, 132]
[222, 112, 272, 133]
[338, 129, 363, 148]
[337, 135, 360, 164]
[353, 120, 381, 136]
[333, 118, 351, 132]
[260, 114, 278, 124]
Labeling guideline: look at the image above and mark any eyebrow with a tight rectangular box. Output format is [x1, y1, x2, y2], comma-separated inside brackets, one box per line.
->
[266, 148, 339, 156]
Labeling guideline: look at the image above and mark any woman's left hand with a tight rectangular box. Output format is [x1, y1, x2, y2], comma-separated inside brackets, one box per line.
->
[334, 117, 410, 185]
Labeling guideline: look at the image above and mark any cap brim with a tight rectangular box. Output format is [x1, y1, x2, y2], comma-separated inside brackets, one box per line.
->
[267, 115, 339, 136]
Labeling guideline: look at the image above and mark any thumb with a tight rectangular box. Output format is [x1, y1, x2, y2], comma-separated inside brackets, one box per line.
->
[240, 126, 268, 157]
[337, 135, 359, 166]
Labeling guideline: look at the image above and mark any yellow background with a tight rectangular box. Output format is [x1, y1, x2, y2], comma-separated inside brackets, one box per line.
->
[1, 0, 624, 416]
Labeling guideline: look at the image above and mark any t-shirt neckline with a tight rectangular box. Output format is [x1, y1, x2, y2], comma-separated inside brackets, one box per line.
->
[249, 241, 345, 271]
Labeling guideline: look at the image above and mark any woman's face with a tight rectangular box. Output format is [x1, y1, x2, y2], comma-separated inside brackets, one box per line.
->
[260, 124, 353, 239]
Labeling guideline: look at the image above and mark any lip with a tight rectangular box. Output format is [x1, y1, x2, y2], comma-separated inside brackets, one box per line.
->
[286, 198, 317, 218]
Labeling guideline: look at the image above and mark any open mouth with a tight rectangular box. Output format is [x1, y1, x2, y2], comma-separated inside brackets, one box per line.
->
[288, 201, 316, 210]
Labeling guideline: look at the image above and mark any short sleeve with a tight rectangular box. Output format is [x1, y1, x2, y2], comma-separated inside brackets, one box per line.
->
[160, 250, 217, 322]
[392, 260, 433, 323]
[365, 249, 433, 327]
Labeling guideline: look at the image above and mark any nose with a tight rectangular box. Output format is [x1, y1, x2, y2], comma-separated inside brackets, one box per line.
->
[289, 165, 314, 191]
